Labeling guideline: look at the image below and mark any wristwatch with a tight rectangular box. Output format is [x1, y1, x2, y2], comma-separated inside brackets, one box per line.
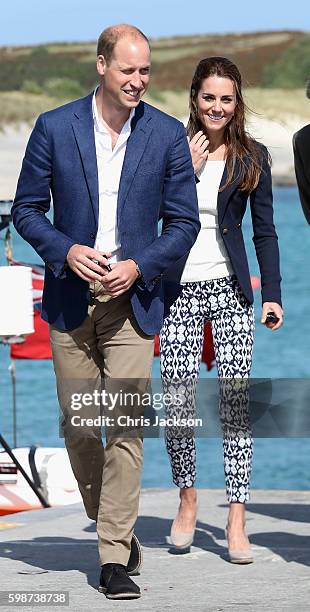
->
[134, 261, 142, 279]
[129, 259, 141, 278]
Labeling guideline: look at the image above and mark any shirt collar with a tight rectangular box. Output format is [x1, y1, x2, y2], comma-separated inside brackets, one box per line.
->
[92, 87, 135, 136]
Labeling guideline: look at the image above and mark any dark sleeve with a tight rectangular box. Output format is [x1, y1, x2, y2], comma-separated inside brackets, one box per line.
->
[250, 146, 282, 306]
[11, 114, 75, 278]
[293, 129, 310, 225]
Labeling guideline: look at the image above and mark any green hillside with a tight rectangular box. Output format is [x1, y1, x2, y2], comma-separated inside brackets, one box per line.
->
[0, 30, 309, 97]
[0, 30, 310, 126]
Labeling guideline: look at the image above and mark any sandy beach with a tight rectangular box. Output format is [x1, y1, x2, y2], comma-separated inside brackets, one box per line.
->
[246, 114, 306, 184]
[0, 124, 31, 200]
[0, 114, 308, 200]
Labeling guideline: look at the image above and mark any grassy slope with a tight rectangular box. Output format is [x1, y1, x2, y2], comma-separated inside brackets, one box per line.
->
[149, 31, 306, 90]
[0, 31, 309, 126]
[0, 30, 307, 92]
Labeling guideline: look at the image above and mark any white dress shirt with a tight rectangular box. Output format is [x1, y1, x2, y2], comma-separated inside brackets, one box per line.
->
[92, 90, 135, 262]
[181, 160, 233, 283]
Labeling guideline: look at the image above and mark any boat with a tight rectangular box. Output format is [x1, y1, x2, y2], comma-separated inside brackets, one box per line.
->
[0, 446, 81, 515]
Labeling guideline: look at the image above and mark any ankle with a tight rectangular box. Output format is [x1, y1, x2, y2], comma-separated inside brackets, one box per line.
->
[227, 504, 246, 529]
[179, 487, 197, 504]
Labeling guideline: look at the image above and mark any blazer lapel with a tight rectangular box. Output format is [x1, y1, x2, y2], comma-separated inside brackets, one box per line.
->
[71, 93, 99, 223]
[117, 102, 153, 222]
[217, 159, 241, 225]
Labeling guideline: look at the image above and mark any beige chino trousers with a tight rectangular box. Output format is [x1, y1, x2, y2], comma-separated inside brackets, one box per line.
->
[49, 281, 154, 565]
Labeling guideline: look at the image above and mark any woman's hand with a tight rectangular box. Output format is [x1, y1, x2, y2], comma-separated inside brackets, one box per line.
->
[188, 131, 209, 175]
[261, 302, 283, 331]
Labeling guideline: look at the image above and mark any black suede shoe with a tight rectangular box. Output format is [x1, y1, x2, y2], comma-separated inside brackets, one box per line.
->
[127, 533, 142, 575]
[99, 563, 141, 600]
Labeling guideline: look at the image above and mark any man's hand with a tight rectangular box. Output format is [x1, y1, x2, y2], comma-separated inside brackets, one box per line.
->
[101, 259, 140, 297]
[188, 131, 209, 174]
[261, 302, 283, 331]
[66, 244, 112, 282]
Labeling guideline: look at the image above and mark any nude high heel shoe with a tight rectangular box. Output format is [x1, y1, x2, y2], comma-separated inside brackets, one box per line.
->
[169, 504, 197, 550]
[170, 522, 196, 550]
[225, 526, 254, 564]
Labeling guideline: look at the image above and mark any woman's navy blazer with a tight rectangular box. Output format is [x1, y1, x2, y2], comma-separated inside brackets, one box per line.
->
[164, 143, 282, 311]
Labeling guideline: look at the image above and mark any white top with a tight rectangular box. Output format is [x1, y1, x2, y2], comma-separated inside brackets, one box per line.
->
[92, 90, 135, 262]
[181, 160, 233, 283]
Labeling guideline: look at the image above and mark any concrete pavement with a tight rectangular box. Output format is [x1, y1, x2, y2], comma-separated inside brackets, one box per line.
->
[0, 488, 309, 611]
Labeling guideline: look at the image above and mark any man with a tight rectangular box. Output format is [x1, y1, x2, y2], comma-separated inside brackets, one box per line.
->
[12, 24, 200, 600]
[293, 78, 310, 224]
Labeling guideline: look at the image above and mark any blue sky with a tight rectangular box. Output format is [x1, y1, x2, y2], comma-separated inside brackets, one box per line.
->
[1, 0, 309, 46]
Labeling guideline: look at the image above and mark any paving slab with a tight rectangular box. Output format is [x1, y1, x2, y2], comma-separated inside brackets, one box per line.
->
[0, 489, 309, 611]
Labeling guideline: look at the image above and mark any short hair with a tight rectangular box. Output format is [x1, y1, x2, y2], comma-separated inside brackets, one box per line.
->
[97, 24, 150, 64]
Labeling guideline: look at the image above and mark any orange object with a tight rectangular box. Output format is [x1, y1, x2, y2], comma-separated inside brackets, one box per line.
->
[250, 275, 261, 290]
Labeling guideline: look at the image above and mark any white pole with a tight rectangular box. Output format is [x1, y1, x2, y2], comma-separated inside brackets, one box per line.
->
[8, 359, 17, 448]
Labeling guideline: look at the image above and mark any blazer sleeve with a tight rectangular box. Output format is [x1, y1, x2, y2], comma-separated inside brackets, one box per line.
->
[11, 114, 75, 279]
[250, 147, 282, 306]
[293, 128, 310, 225]
[133, 122, 200, 291]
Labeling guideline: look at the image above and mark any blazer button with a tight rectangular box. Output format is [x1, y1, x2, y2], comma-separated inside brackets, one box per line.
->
[90, 232, 95, 239]
[237, 223, 241, 228]
[222, 227, 229, 234]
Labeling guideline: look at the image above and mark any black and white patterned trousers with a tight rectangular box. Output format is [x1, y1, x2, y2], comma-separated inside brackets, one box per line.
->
[160, 275, 255, 503]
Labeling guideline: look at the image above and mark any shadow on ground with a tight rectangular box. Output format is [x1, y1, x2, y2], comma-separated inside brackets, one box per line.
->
[1, 503, 309, 591]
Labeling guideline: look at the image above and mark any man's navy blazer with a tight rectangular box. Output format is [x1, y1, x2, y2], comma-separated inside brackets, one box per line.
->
[12, 93, 200, 334]
[164, 143, 282, 311]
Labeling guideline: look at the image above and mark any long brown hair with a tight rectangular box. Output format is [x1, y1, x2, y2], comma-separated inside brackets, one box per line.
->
[187, 56, 270, 192]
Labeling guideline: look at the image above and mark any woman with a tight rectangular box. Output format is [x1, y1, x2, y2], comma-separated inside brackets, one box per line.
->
[160, 57, 283, 563]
